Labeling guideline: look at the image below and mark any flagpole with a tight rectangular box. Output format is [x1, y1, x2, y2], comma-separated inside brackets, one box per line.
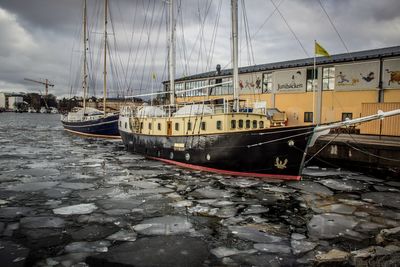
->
[313, 40, 316, 124]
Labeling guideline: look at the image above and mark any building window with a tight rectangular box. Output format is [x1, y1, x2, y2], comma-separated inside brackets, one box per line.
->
[148, 123, 152, 130]
[175, 83, 185, 97]
[119, 121, 121, 127]
[209, 78, 233, 96]
[342, 112, 353, 121]
[157, 123, 161, 130]
[187, 121, 192, 131]
[238, 119, 243, 128]
[124, 122, 127, 129]
[262, 73, 273, 93]
[140, 122, 143, 129]
[185, 80, 208, 97]
[245, 120, 250, 129]
[201, 122, 206, 131]
[322, 67, 335, 90]
[259, 121, 264, 128]
[231, 120, 236, 129]
[216, 120, 222, 130]
[304, 112, 313, 122]
[252, 120, 257, 128]
[175, 123, 179, 131]
[306, 69, 318, 92]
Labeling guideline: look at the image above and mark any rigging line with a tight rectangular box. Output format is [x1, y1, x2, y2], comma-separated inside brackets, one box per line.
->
[345, 141, 400, 162]
[195, 0, 212, 73]
[247, 130, 315, 148]
[149, 3, 166, 91]
[113, 0, 136, 91]
[177, 0, 189, 76]
[317, 0, 354, 60]
[128, 0, 152, 91]
[241, 0, 255, 66]
[222, 0, 285, 70]
[256, 125, 315, 136]
[206, 0, 222, 70]
[270, 0, 309, 57]
[124, 0, 139, 93]
[139, 0, 157, 93]
[345, 131, 400, 162]
[304, 131, 340, 165]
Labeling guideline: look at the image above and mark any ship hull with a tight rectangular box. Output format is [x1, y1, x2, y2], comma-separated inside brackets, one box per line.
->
[62, 114, 120, 139]
[120, 125, 314, 180]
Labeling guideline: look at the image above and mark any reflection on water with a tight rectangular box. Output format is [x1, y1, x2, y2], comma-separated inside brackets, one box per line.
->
[0, 113, 399, 266]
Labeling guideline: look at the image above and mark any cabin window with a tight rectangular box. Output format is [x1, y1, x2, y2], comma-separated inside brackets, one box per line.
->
[175, 122, 179, 131]
[304, 112, 313, 122]
[201, 121, 206, 131]
[231, 120, 236, 129]
[119, 121, 121, 127]
[140, 122, 143, 129]
[322, 67, 335, 90]
[245, 120, 250, 129]
[259, 121, 264, 128]
[187, 121, 192, 131]
[306, 69, 318, 92]
[148, 123, 152, 130]
[238, 119, 244, 128]
[209, 77, 233, 95]
[157, 123, 161, 131]
[216, 120, 222, 130]
[252, 120, 257, 128]
[342, 112, 353, 121]
[262, 72, 273, 93]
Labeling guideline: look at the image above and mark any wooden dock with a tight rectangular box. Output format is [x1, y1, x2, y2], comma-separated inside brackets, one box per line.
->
[307, 133, 400, 177]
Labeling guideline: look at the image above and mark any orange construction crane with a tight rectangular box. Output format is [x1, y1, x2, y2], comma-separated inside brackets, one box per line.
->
[24, 78, 55, 97]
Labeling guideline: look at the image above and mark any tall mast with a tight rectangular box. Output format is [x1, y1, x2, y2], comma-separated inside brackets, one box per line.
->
[103, 0, 108, 115]
[83, 0, 88, 111]
[231, 0, 239, 111]
[168, 0, 175, 105]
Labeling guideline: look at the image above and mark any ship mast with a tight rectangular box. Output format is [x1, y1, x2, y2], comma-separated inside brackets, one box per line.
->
[103, 0, 108, 115]
[83, 0, 88, 112]
[231, 0, 239, 111]
[168, 0, 175, 105]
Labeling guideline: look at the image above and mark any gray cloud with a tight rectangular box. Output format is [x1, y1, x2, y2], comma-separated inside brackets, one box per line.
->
[0, 0, 399, 98]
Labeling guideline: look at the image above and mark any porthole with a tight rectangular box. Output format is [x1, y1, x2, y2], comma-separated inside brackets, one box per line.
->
[288, 140, 295, 147]
[169, 152, 174, 159]
[185, 153, 190, 161]
[206, 154, 211, 161]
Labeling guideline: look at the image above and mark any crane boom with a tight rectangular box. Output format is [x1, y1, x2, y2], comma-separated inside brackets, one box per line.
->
[24, 78, 54, 97]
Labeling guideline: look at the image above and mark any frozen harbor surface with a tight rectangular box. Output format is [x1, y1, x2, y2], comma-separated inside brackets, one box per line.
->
[0, 113, 399, 266]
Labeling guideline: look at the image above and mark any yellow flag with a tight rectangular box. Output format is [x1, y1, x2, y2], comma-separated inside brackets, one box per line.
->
[315, 41, 330, 57]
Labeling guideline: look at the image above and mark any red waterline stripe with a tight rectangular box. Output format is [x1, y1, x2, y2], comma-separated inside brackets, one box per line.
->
[63, 128, 121, 140]
[148, 156, 301, 181]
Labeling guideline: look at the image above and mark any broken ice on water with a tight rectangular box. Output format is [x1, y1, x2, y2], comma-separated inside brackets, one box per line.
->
[53, 203, 98, 215]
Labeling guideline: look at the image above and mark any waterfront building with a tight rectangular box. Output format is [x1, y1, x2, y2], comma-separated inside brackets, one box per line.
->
[165, 46, 400, 136]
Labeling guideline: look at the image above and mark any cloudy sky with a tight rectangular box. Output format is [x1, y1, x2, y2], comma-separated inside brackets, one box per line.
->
[0, 0, 399, 98]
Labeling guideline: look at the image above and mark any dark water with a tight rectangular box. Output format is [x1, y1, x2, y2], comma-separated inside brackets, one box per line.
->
[0, 112, 399, 266]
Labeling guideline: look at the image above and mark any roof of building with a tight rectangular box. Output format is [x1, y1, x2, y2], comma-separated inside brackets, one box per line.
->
[170, 45, 400, 83]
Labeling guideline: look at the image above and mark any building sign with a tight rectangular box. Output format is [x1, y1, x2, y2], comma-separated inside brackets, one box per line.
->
[275, 69, 306, 92]
[335, 61, 379, 90]
[383, 59, 400, 89]
[238, 73, 262, 94]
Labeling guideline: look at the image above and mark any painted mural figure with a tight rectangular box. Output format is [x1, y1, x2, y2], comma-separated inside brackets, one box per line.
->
[255, 77, 261, 89]
[386, 69, 400, 85]
[360, 72, 375, 82]
[337, 72, 349, 83]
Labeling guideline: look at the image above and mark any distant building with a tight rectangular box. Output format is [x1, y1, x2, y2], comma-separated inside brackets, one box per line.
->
[8, 96, 23, 111]
[0, 92, 6, 110]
